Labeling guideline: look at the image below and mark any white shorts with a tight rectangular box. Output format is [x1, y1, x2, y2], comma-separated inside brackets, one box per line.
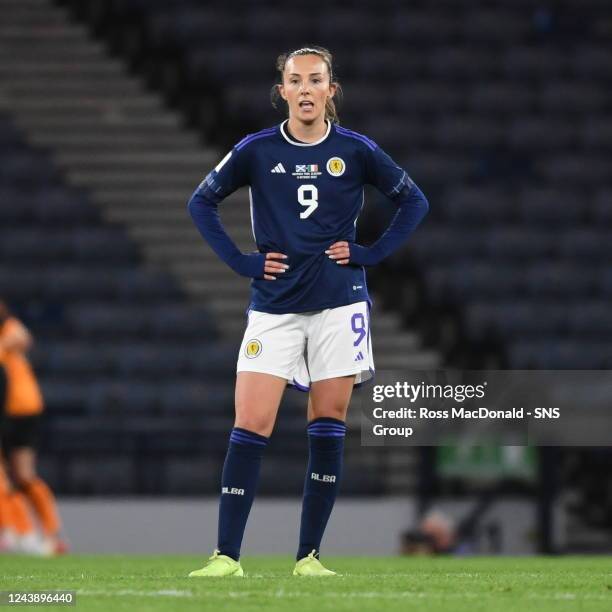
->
[236, 301, 374, 391]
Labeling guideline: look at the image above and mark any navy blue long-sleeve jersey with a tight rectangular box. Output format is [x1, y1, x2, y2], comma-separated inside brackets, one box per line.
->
[188, 119, 428, 314]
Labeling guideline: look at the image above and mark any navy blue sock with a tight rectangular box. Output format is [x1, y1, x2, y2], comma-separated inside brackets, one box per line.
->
[217, 427, 268, 561]
[296, 417, 346, 560]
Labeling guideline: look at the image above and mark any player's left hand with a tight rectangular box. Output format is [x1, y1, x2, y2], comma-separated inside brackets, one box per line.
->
[325, 241, 350, 265]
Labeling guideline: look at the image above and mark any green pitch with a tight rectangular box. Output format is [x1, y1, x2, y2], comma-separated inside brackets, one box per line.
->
[0, 555, 610, 611]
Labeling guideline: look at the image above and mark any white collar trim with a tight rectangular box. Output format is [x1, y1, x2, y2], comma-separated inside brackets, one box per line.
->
[280, 119, 331, 147]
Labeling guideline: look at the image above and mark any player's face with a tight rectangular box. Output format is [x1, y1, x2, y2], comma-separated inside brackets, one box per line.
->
[279, 54, 336, 124]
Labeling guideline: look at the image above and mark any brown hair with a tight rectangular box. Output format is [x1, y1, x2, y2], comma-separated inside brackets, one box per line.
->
[270, 46, 342, 124]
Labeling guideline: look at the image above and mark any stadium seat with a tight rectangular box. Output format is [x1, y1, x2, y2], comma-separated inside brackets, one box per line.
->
[39, 379, 90, 414]
[570, 45, 612, 77]
[599, 269, 612, 297]
[1, 230, 72, 262]
[163, 457, 220, 494]
[433, 117, 504, 149]
[558, 230, 612, 260]
[464, 301, 568, 341]
[539, 82, 607, 113]
[388, 11, 457, 44]
[73, 229, 139, 262]
[159, 381, 233, 415]
[580, 118, 612, 149]
[0, 116, 24, 150]
[440, 187, 516, 224]
[503, 46, 568, 78]
[149, 304, 217, 339]
[0, 151, 59, 186]
[44, 267, 118, 300]
[350, 48, 421, 80]
[484, 228, 555, 259]
[45, 343, 111, 376]
[537, 155, 610, 185]
[68, 305, 149, 338]
[317, 11, 386, 44]
[461, 10, 531, 43]
[187, 344, 238, 377]
[518, 189, 585, 225]
[567, 301, 612, 336]
[525, 264, 595, 297]
[34, 188, 99, 225]
[592, 190, 612, 225]
[508, 340, 612, 369]
[409, 229, 486, 263]
[64, 455, 136, 494]
[0, 269, 45, 300]
[87, 380, 162, 414]
[402, 154, 476, 184]
[115, 270, 181, 301]
[468, 82, 535, 114]
[508, 118, 577, 150]
[429, 264, 524, 301]
[115, 345, 182, 377]
[428, 47, 499, 79]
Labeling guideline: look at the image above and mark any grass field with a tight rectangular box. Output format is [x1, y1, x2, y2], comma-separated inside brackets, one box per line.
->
[1, 555, 611, 611]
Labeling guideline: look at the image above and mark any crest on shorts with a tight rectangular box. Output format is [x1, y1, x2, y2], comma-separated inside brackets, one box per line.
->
[326, 157, 345, 177]
[245, 339, 262, 359]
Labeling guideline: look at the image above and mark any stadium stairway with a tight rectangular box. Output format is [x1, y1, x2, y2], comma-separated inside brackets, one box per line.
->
[0, 0, 439, 372]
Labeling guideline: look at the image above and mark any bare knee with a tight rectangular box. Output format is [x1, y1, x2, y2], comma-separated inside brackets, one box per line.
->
[234, 413, 275, 437]
[307, 376, 355, 422]
[309, 403, 346, 422]
[234, 395, 278, 436]
[234, 372, 286, 437]
[9, 449, 37, 487]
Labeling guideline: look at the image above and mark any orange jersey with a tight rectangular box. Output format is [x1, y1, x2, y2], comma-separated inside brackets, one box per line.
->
[0, 318, 44, 416]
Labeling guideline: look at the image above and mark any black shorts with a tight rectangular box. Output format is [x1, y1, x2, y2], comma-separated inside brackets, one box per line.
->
[0, 414, 41, 454]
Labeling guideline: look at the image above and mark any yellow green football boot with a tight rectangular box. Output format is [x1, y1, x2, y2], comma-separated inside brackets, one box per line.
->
[188, 549, 244, 577]
[293, 550, 338, 576]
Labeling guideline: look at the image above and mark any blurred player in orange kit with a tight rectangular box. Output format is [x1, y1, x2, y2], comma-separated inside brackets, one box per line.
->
[0, 300, 67, 555]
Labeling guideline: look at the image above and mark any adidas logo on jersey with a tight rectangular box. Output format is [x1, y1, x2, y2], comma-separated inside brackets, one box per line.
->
[271, 163, 286, 173]
[354, 351, 364, 362]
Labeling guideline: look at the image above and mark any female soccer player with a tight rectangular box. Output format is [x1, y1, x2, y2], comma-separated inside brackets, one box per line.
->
[187, 47, 428, 577]
[0, 301, 66, 555]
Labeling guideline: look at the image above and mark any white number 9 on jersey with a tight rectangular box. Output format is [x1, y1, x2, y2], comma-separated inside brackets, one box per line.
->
[297, 184, 318, 219]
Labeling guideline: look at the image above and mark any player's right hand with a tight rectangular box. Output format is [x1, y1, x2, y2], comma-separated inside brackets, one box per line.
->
[263, 252, 289, 280]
